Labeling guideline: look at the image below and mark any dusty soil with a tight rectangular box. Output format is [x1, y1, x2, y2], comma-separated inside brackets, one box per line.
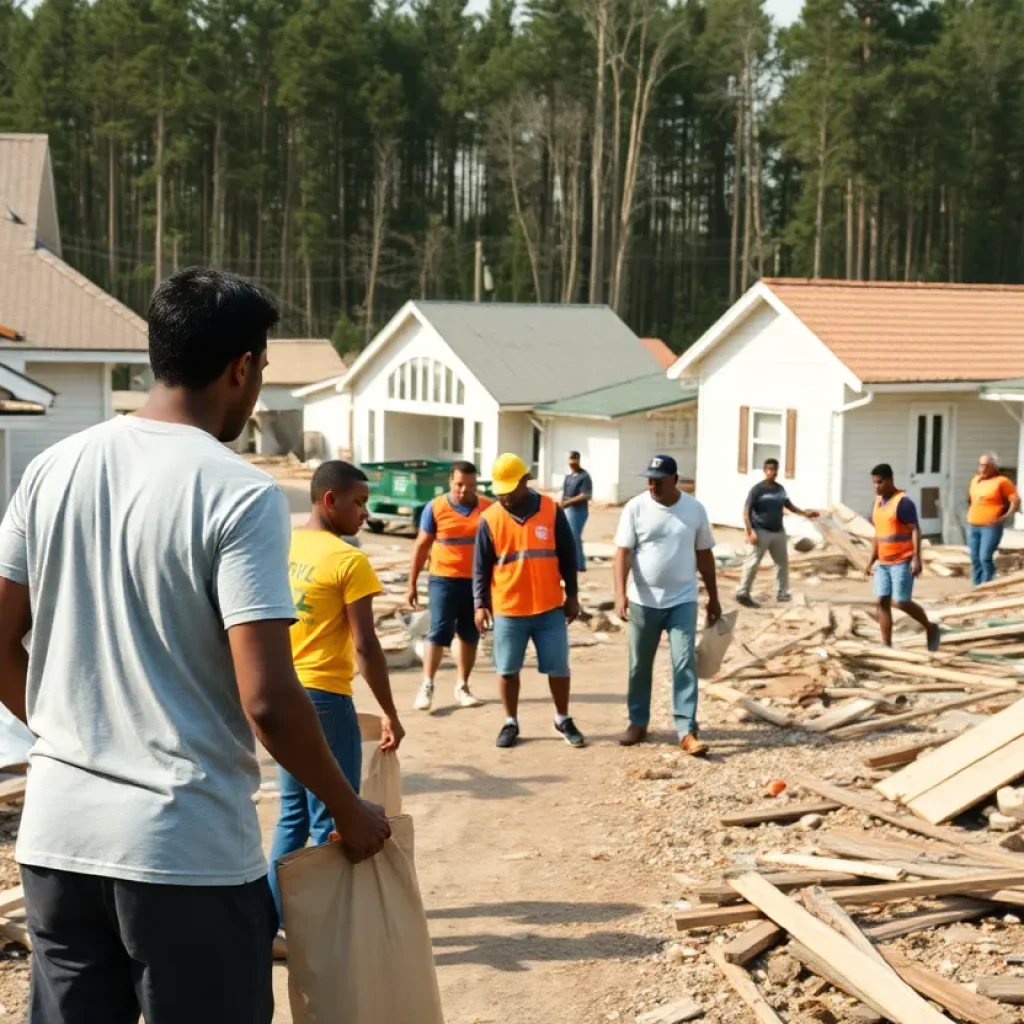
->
[0, 488, 1019, 1022]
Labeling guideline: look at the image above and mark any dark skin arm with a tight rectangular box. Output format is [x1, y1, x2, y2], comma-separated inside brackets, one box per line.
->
[560, 492, 589, 509]
[229, 620, 391, 862]
[911, 523, 923, 577]
[405, 530, 434, 609]
[345, 595, 404, 752]
[614, 548, 632, 620]
[0, 578, 31, 726]
[784, 499, 820, 519]
[696, 548, 722, 626]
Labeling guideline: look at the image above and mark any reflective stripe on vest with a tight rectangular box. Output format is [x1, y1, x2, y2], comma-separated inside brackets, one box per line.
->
[430, 495, 491, 579]
[872, 491, 915, 565]
[483, 494, 564, 617]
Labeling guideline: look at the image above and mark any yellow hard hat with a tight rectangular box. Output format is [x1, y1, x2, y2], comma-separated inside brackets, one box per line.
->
[490, 453, 530, 495]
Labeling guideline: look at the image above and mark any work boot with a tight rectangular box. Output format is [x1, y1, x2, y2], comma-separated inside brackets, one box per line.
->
[413, 680, 434, 712]
[926, 623, 941, 653]
[735, 593, 759, 609]
[555, 717, 587, 748]
[680, 734, 709, 757]
[615, 724, 648, 747]
[454, 681, 483, 708]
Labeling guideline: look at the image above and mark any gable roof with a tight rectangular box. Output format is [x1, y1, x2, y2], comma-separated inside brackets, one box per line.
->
[346, 301, 664, 406]
[538, 374, 696, 419]
[264, 339, 348, 387]
[670, 278, 1024, 386]
[0, 135, 60, 255]
[639, 337, 676, 370]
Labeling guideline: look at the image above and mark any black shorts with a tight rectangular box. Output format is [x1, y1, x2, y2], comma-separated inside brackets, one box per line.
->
[22, 864, 276, 1024]
[427, 575, 479, 647]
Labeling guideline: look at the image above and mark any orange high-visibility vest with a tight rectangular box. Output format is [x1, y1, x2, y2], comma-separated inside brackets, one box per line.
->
[483, 495, 564, 617]
[429, 495, 491, 579]
[872, 490, 915, 565]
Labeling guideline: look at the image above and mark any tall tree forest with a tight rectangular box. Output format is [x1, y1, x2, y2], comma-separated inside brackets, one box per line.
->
[1, 0, 1023, 349]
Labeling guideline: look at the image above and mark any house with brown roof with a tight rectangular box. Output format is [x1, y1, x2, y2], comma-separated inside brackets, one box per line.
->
[668, 279, 1024, 542]
[0, 134, 149, 507]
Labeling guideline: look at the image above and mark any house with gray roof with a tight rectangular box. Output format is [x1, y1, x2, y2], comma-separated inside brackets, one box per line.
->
[314, 300, 694, 502]
[0, 134, 149, 507]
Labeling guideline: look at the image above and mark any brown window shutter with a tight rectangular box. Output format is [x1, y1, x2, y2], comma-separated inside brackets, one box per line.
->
[738, 406, 750, 473]
[785, 408, 798, 478]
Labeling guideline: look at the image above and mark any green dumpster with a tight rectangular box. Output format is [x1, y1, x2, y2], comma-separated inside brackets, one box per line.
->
[361, 460, 493, 533]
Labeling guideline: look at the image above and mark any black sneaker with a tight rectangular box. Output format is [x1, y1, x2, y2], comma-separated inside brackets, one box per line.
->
[555, 717, 586, 748]
[776, 593, 792, 603]
[496, 722, 520, 748]
[735, 594, 759, 608]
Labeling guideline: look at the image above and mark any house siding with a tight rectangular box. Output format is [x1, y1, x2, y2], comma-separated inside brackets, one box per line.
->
[11, 363, 106, 490]
[694, 304, 848, 528]
[543, 418, 622, 503]
[302, 391, 352, 460]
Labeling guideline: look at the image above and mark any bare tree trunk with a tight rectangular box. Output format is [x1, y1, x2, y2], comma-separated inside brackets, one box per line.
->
[729, 88, 743, 302]
[588, 0, 607, 303]
[948, 187, 956, 282]
[856, 184, 866, 280]
[337, 126, 348, 311]
[845, 177, 854, 279]
[211, 111, 226, 267]
[812, 95, 828, 280]
[154, 77, 165, 286]
[169, 170, 179, 273]
[499, 109, 543, 302]
[255, 78, 269, 282]
[868, 192, 878, 280]
[279, 124, 293, 302]
[565, 123, 583, 302]
[748, 55, 765, 278]
[740, 59, 753, 291]
[924, 186, 933, 274]
[107, 136, 117, 291]
[904, 189, 915, 281]
[365, 137, 393, 342]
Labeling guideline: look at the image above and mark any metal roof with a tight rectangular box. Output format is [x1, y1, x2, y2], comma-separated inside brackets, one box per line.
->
[263, 339, 349, 387]
[413, 301, 665, 405]
[537, 373, 696, 419]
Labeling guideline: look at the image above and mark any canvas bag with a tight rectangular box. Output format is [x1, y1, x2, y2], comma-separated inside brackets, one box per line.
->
[696, 609, 738, 679]
[278, 814, 444, 1024]
[357, 712, 402, 816]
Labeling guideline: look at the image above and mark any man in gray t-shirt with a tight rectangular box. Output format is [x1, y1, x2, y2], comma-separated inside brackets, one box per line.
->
[0, 269, 390, 1024]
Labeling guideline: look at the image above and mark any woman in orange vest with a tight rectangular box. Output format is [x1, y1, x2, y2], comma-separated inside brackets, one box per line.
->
[866, 462, 940, 651]
[406, 461, 491, 712]
[473, 453, 585, 749]
[967, 452, 1020, 586]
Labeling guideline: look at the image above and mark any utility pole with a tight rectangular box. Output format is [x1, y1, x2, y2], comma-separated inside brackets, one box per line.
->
[474, 240, 483, 302]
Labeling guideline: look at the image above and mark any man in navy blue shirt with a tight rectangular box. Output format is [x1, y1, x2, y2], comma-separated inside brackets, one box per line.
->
[561, 451, 592, 573]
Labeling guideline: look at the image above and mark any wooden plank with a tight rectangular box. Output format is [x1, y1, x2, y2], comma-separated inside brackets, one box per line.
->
[721, 921, 785, 966]
[676, 903, 764, 930]
[728, 873, 948, 1024]
[788, 940, 889, 1017]
[861, 733, 959, 770]
[813, 517, 871, 572]
[714, 624, 829, 683]
[702, 682, 794, 728]
[829, 688, 1018, 741]
[758, 852, 906, 882]
[0, 918, 29, 950]
[909, 733, 1024, 824]
[804, 698, 882, 733]
[948, 568, 1024, 602]
[882, 949, 1016, 1024]
[697, 871, 863, 905]
[802, 886, 888, 965]
[0, 776, 26, 805]
[862, 899, 992, 941]
[818, 825, 980, 863]
[975, 978, 1024, 1005]
[708, 943, 784, 1024]
[0, 886, 25, 917]
[718, 800, 841, 827]
[635, 998, 704, 1024]
[845, 655, 1020, 690]
[877, 697, 1024, 803]
[933, 595, 1024, 622]
[901, 621, 1024, 649]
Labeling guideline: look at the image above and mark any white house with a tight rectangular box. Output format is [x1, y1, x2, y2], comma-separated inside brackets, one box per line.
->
[668, 278, 1024, 542]
[0, 134, 149, 507]
[329, 300, 694, 502]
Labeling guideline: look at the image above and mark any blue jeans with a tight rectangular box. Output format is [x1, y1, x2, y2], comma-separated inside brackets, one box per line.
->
[492, 608, 571, 677]
[627, 601, 698, 738]
[427, 575, 479, 646]
[873, 559, 915, 603]
[563, 503, 589, 572]
[268, 689, 361, 929]
[968, 523, 1004, 586]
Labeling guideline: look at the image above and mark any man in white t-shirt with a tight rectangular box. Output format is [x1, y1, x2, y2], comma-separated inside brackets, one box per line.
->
[613, 455, 720, 755]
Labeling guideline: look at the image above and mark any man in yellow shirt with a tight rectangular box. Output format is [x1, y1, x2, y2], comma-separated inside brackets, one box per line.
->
[268, 461, 405, 927]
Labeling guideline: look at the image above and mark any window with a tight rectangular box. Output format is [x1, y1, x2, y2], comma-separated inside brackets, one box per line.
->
[420, 358, 429, 400]
[750, 410, 783, 469]
[654, 413, 691, 449]
[367, 410, 377, 461]
[473, 422, 483, 468]
[410, 358, 419, 401]
[530, 424, 542, 478]
[399, 364, 407, 400]
[456, 379, 465, 405]
[445, 367, 453, 404]
[441, 417, 465, 454]
[388, 370, 396, 399]
[432, 361, 442, 404]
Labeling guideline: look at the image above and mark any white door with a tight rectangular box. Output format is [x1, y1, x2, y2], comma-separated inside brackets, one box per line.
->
[907, 405, 951, 535]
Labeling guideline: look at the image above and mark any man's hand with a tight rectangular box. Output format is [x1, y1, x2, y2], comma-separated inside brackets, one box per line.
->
[706, 596, 722, 627]
[614, 594, 629, 621]
[405, 584, 419, 610]
[806, 510, 821, 519]
[475, 607, 493, 633]
[380, 715, 405, 752]
[912, 555, 923, 578]
[330, 797, 391, 863]
[864, 561, 876, 579]
[745, 530, 757, 546]
[564, 595, 580, 623]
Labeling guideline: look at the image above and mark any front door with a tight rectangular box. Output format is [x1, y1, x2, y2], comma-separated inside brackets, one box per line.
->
[907, 405, 951, 536]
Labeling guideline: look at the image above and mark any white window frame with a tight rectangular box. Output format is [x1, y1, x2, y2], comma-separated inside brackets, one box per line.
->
[749, 408, 784, 472]
[472, 421, 483, 468]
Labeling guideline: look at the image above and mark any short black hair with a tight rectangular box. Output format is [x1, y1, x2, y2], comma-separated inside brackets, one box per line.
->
[763, 458, 780, 470]
[148, 267, 279, 389]
[451, 461, 477, 477]
[871, 463, 894, 480]
[568, 450, 581, 459]
[311, 461, 369, 503]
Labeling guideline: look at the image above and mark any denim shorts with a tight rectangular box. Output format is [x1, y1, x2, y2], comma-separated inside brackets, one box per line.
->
[427, 576, 479, 646]
[492, 607, 571, 677]
[874, 559, 914, 603]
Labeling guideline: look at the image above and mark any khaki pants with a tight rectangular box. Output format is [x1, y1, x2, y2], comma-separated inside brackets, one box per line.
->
[737, 528, 790, 599]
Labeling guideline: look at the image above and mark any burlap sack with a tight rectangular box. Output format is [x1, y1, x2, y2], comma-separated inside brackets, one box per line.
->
[357, 712, 402, 816]
[278, 815, 443, 1024]
[696, 609, 738, 679]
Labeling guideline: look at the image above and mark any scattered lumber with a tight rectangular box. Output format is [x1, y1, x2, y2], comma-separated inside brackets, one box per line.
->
[0, 918, 29, 950]
[758, 853, 906, 882]
[0, 886, 25, 917]
[804, 698, 882, 733]
[701, 683, 794, 728]
[0, 776, 26, 805]
[635, 998, 704, 1023]
[728, 873, 949, 1023]
[902, 621, 1024, 649]
[717, 800, 840, 827]
[696, 871, 862, 906]
[881, 949, 1017, 1024]
[861, 733, 959, 769]
[813, 516, 872, 572]
[933, 595, 1024, 622]
[713, 623, 830, 683]
[975, 977, 1024, 1005]
[861, 899, 991, 941]
[707, 944, 784, 1024]
[787, 940, 888, 1017]
[802, 886, 888, 965]
[720, 921, 784, 966]
[949, 568, 1024, 602]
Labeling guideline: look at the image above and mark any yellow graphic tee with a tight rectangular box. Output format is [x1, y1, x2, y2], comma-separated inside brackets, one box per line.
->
[288, 530, 382, 696]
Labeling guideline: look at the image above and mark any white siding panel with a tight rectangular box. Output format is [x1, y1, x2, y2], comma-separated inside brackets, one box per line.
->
[497, 411, 534, 463]
[256, 384, 304, 413]
[11, 363, 106, 490]
[953, 399, 1019, 497]
[839, 394, 911, 519]
[544, 418, 621, 502]
[695, 304, 847, 528]
[302, 391, 352, 460]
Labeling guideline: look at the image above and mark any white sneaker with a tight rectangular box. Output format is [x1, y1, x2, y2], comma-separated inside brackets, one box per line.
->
[454, 682, 483, 708]
[413, 681, 434, 712]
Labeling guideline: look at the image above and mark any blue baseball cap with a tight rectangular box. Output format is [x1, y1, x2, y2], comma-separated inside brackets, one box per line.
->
[642, 454, 677, 479]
